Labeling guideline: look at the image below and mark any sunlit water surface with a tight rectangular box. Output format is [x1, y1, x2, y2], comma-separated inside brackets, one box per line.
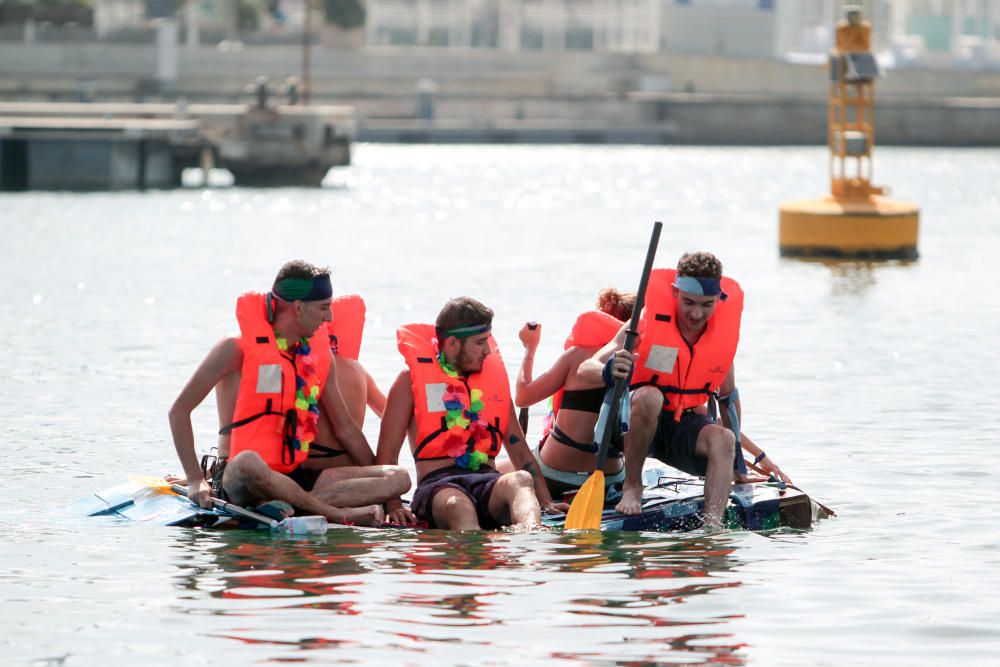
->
[2, 144, 999, 666]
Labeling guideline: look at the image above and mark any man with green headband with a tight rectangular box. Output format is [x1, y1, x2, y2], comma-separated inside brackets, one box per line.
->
[169, 260, 410, 526]
[579, 251, 790, 527]
[376, 297, 563, 530]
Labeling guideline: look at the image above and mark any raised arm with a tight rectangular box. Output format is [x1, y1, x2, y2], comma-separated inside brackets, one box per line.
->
[320, 356, 376, 466]
[516, 349, 576, 407]
[168, 336, 242, 508]
[375, 371, 417, 523]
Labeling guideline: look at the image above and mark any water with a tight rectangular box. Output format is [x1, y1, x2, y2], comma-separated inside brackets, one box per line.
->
[2, 144, 999, 666]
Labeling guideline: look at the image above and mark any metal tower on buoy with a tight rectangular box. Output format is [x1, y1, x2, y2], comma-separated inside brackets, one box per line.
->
[779, 6, 919, 260]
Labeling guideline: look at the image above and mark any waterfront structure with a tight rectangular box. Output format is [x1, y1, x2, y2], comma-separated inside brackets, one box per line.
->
[0, 91, 355, 191]
[779, 6, 920, 260]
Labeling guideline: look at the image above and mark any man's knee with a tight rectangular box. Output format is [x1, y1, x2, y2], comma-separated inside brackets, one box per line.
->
[434, 488, 475, 517]
[631, 387, 664, 424]
[497, 470, 533, 494]
[701, 425, 735, 461]
[387, 466, 412, 496]
[225, 450, 268, 483]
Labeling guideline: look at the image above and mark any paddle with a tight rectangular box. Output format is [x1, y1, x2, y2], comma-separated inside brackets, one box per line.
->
[130, 475, 330, 531]
[564, 221, 662, 530]
[517, 322, 539, 435]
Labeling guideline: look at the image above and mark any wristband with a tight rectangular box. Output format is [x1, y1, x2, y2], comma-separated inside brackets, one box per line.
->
[601, 357, 616, 386]
[753, 451, 767, 465]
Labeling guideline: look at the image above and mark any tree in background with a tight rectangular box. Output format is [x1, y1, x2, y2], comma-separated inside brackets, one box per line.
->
[322, 0, 363, 31]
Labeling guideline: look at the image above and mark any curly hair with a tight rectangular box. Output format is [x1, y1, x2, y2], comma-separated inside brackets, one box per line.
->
[676, 251, 722, 279]
[596, 287, 636, 321]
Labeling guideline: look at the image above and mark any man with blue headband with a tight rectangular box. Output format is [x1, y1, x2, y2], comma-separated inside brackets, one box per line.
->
[580, 251, 789, 527]
[169, 260, 411, 526]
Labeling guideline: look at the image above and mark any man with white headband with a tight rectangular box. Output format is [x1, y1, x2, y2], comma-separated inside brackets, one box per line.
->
[169, 260, 410, 527]
[579, 251, 787, 527]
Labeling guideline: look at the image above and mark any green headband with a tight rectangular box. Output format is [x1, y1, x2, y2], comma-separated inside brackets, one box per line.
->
[273, 274, 333, 302]
[436, 323, 491, 339]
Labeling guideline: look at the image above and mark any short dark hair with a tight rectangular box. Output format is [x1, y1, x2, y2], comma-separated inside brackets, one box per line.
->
[596, 287, 636, 321]
[677, 251, 722, 279]
[273, 260, 330, 285]
[435, 297, 494, 336]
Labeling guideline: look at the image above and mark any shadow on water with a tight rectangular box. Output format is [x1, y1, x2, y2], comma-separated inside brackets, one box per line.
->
[164, 527, 755, 665]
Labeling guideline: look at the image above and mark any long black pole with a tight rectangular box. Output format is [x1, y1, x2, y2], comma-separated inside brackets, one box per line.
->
[593, 221, 662, 470]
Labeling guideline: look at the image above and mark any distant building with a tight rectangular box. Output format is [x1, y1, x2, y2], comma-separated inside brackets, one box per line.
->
[17, 0, 1000, 69]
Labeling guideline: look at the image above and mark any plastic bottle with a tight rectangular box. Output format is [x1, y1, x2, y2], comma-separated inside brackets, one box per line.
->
[278, 515, 328, 534]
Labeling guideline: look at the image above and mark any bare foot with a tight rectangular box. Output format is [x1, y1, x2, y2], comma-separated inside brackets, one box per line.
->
[339, 504, 385, 527]
[614, 485, 643, 515]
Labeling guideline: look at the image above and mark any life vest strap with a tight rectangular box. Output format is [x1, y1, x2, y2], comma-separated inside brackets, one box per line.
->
[413, 416, 449, 459]
[219, 398, 283, 435]
[708, 387, 745, 474]
[307, 443, 348, 459]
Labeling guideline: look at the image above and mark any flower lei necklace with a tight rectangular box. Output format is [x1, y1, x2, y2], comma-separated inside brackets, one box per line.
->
[435, 344, 491, 471]
[276, 333, 320, 456]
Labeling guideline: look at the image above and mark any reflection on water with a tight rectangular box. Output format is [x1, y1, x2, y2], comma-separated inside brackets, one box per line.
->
[164, 527, 750, 664]
[782, 257, 918, 296]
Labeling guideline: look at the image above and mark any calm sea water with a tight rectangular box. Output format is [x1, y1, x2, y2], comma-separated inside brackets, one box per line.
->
[2, 144, 999, 666]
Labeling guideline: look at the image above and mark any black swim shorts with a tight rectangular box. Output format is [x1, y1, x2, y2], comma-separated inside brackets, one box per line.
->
[649, 411, 715, 477]
[410, 465, 502, 529]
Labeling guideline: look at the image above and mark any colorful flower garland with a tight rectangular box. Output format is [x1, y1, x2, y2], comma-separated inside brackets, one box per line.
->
[436, 348, 491, 471]
[276, 333, 320, 456]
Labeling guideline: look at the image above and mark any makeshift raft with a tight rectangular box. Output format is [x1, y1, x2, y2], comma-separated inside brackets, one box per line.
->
[70, 467, 832, 532]
[542, 469, 832, 532]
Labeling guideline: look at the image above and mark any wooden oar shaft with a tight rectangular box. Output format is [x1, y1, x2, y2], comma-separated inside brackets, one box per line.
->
[594, 221, 662, 470]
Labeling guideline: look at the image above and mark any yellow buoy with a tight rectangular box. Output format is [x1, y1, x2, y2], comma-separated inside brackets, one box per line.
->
[779, 6, 919, 260]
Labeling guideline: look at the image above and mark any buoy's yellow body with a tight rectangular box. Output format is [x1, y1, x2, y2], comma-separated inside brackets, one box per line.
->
[779, 196, 919, 259]
[779, 7, 919, 260]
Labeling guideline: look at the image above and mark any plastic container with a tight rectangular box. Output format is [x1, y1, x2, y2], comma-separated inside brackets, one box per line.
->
[277, 515, 328, 534]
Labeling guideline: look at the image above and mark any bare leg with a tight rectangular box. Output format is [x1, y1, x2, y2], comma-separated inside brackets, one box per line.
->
[488, 470, 541, 528]
[694, 425, 736, 527]
[222, 451, 384, 526]
[431, 488, 481, 530]
[311, 465, 411, 506]
[615, 387, 663, 515]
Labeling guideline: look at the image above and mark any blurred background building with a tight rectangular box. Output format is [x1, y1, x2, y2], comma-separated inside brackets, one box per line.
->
[1, 1, 998, 145]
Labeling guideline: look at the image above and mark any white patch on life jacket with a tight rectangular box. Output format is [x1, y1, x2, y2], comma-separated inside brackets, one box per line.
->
[645, 345, 679, 374]
[256, 364, 283, 393]
[425, 383, 448, 413]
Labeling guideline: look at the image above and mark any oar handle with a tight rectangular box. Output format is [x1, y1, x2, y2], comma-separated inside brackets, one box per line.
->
[594, 221, 662, 469]
[169, 483, 278, 529]
[517, 322, 539, 435]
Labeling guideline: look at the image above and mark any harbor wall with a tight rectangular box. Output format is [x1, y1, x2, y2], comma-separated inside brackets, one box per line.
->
[2, 43, 999, 145]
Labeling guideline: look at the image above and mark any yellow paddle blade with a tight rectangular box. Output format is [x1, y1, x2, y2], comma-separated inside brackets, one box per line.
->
[564, 470, 605, 530]
[128, 475, 177, 494]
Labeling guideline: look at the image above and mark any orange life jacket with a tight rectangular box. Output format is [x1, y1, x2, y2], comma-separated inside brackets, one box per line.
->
[397, 323, 510, 463]
[227, 292, 333, 474]
[550, 310, 624, 420]
[326, 294, 365, 361]
[630, 269, 743, 421]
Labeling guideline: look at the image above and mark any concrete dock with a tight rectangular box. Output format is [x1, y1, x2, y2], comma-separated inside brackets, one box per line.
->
[0, 99, 356, 190]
